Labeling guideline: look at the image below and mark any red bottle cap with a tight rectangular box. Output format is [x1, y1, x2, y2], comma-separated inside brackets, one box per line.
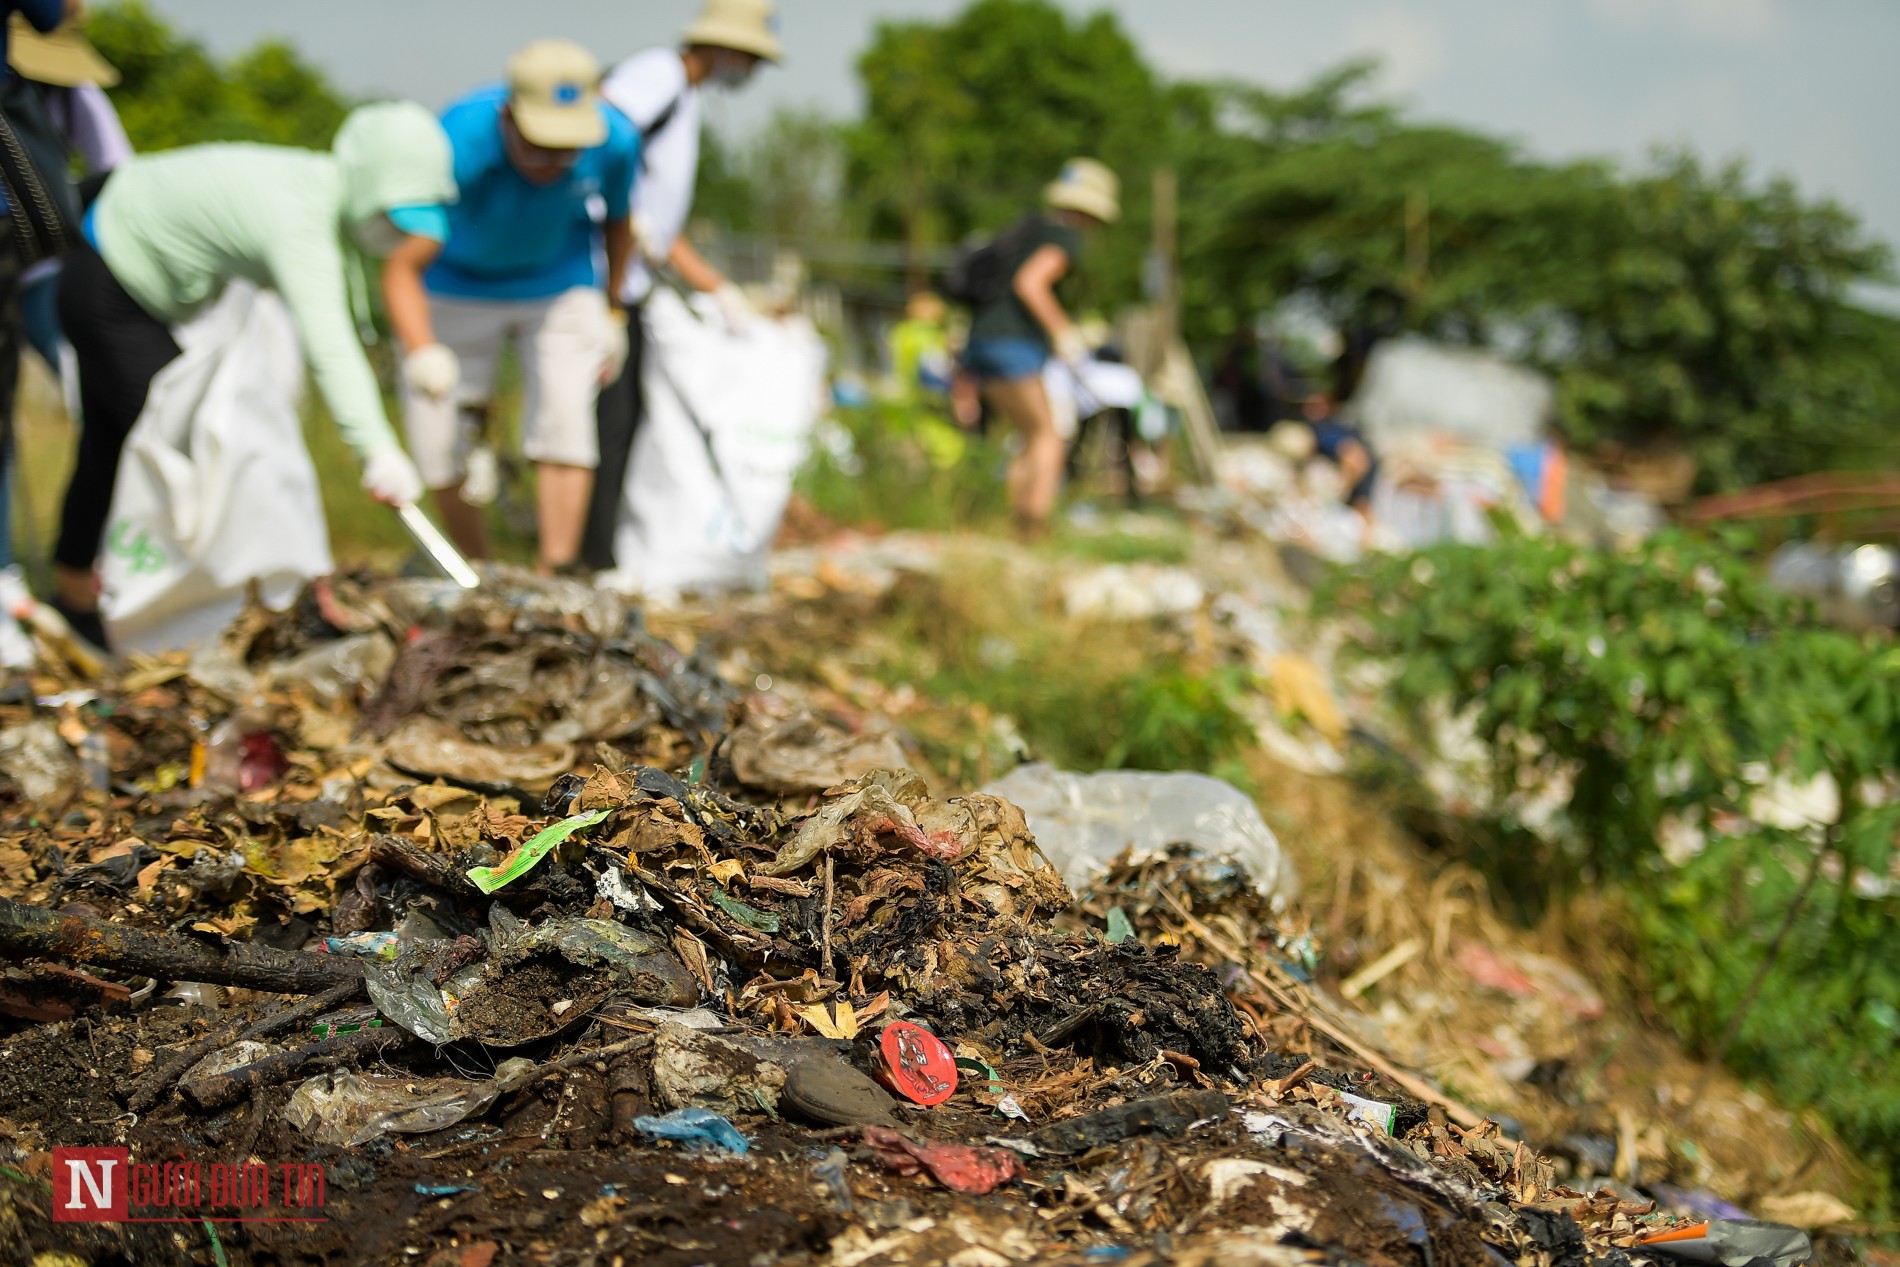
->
[877, 1022, 958, 1106]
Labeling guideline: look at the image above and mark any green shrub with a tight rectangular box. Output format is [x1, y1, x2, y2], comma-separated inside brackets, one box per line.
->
[797, 401, 1009, 532]
[1332, 529, 1900, 1205]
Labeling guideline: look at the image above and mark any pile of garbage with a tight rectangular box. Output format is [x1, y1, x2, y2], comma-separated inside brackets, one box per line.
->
[0, 571, 1824, 1265]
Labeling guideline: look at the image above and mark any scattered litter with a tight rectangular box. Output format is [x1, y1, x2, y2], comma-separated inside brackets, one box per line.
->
[632, 1107, 751, 1155]
[1636, 1220, 1813, 1267]
[861, 1125, 1021, 1195]
[1337, 1090, 1396, 1134]
[981, 764, 1296, 901]
[878, 1022, 958, 1106]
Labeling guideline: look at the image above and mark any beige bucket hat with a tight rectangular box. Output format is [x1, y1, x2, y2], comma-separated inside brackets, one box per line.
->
[507, 39, 606, 150]
[1044, 157, 1120, 224]
[9, 15, 120, 88]
[683, 0, 782, 63]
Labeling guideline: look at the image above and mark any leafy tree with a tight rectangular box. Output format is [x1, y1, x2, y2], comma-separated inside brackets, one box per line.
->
[693, 127, 759, 236]
[89, 1, 349, 153]
[846, 0, 1166, 297]
[1558, 154, 1900, 487]
[1176, 62, 1900, 488]
[695, 110, 851, 246]
[225, 40, 350, 150]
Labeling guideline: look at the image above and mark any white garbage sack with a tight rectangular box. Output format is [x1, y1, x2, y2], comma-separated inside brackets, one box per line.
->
[1353, 338, 1554, 450]
[980, 763, 1297, 903]
[101, 282, 332, 654]
[606, 289, 828, 597]
[1043, 357, 1146, 441]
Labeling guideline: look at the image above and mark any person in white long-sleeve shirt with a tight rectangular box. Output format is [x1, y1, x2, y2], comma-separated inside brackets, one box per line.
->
[580, 0, 779, 572]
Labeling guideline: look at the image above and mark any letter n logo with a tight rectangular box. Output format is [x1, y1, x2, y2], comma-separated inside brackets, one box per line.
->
[52, 1147, 129, 1222]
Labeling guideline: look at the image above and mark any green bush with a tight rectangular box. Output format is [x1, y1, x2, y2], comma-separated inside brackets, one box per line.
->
[797, 400, 1009, 533]
[1332, 529, 1900, 1205]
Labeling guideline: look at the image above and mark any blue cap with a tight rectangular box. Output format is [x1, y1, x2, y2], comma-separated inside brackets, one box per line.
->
[387, 203, 451, 244]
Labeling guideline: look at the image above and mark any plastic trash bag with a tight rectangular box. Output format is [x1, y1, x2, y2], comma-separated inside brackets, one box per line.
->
[980, 764, 1297, 902]
[285, 1059, 533, 1147]
[604, 288, 829, 597]
[101, 282, 333, 654]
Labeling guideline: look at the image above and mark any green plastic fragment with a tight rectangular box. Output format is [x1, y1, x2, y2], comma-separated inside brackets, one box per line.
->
[1105, 906, 1135, 944]
[466, 808, 612, 895]
[954, 1056, 1004, 1095]
[708, 887, 781, 932]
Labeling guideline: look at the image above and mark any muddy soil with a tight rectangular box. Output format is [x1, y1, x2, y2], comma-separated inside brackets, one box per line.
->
[454, 958, 611, 1047]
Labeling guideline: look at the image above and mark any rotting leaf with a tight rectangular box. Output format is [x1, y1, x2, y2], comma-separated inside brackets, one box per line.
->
[708, 887, 781, 933]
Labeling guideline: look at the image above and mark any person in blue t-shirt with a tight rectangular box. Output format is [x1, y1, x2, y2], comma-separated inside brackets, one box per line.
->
[381, 39, 639, 573]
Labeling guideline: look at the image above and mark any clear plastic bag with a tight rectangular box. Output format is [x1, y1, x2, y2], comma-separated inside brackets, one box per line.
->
[981, 764, 1297, 902]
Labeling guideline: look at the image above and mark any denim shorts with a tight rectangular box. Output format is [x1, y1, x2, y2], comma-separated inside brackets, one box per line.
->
[962, 336, 1048, 383]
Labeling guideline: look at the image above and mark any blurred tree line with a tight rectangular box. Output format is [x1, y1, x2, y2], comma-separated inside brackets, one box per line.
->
[84, 0, 1900, 491]
[819, 0, 1900, 491]
[89, 1, 348, 151]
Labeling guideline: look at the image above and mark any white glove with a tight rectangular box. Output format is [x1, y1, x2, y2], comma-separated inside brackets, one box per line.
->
[631, 213, 666, 266]
[362, 447, 424, 508]
[600, 307, 630, 383]
[402, 343, 459, 400]
[1054, 326, 1089, 369]
[462, 445, 501, 507]
[712, 282, 754, 333]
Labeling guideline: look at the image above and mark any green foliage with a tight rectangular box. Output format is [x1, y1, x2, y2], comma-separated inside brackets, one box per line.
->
[875, 561, 1256, 784]
[796, 399, 1010, 532]
[1176, 66, 1900, 489]
[1338, 529, 1900, 874]
[696, 110, 853, 243]
[1632, 817, 1900, 1207]
[1335, 531, 1900, 1199]
[1558, 155, 1900, 488]
[90, 1, 349, 152]
[846, 0, 1166, 300]
[1176, 65, 1616, 348]
[1051, 521, 1191, 567]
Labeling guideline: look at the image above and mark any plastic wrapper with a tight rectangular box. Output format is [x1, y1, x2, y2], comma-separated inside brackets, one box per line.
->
[0, 718, 85, 806]
[269, 632, 397, 706]
[980, 764, 1297, 902]
[363, 960, 456, 1045]
[285, 1060, 533, 1147]
[632, 1106, 750, 1155]
[1637, 1220, 1814, 1267]
[861, 1126, 1020, 1194]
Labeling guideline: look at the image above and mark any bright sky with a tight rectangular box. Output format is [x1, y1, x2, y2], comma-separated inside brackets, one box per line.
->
[148, 0, 1900, 258]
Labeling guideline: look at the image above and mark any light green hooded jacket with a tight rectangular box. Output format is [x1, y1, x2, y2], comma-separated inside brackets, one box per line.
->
[89, 102, 456, 462]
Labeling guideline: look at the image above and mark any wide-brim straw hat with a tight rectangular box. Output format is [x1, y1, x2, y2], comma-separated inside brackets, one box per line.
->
[1044, 157, 1120, 224]
[9, 15, 119, 89]
[683, 0, 782, 63]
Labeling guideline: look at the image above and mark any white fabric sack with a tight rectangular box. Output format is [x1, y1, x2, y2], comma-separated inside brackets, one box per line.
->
[1043, 357, 1146, 441]
[101, 282, 333, 654]
[606, 288, 827, 597]
[1352, 337, 1554, 449]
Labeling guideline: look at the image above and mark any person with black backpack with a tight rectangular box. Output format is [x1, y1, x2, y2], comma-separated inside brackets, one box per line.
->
[948, 158, 1118, 536]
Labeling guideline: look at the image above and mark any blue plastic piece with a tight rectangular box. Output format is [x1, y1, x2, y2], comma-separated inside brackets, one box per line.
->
[633, 1107, 750, 1155]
